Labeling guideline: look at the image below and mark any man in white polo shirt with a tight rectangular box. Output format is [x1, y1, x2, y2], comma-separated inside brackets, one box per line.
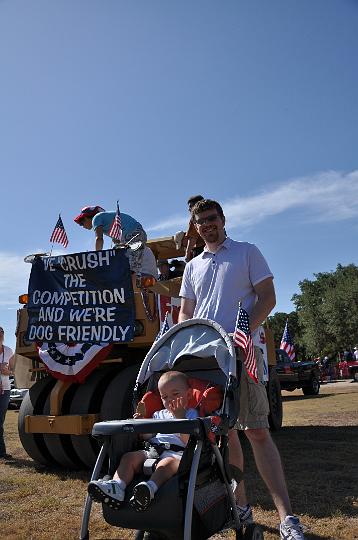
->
[179, 199, 304, 540]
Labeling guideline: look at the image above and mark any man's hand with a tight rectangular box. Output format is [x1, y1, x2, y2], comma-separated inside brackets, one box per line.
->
[134, 401, 146, 418]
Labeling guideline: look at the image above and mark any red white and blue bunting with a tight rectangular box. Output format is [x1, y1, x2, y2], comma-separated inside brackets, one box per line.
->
[38, 342, 112, 383]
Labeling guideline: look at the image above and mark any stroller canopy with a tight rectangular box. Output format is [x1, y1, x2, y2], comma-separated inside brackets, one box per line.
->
[136, 319, 237, 385]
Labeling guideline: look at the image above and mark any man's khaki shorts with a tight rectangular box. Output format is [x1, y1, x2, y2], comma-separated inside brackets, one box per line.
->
[235, 347, 269, 430]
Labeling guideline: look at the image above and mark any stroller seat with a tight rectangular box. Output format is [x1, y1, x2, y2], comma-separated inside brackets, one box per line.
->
[80, 319, 263, 540]
[90, 417, 209, 536]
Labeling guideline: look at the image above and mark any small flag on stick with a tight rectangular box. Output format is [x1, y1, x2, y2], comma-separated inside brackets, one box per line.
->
[155, 311, 170, 342]
[280, 320, 295, 361]
[109, 201, 122, 241]
[50, 215, 69, 248]
[233, 303, 258, 383]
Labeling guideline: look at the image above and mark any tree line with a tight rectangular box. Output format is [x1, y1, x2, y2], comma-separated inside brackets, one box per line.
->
[267, 263, 358, 359]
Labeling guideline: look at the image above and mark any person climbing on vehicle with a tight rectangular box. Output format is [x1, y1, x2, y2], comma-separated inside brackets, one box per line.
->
[74, 205, 147, 276]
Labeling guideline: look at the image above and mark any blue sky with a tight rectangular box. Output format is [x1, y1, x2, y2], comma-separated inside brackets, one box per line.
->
[1, 1, 357, 351]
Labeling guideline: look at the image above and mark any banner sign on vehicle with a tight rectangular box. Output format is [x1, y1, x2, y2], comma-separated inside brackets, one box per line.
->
[26, 249, 135, 344]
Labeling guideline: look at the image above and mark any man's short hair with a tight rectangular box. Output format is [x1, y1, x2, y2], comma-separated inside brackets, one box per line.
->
[158, 371, 189, 388]
[190, 199, 224, 220]
[187, 195, 204, 209]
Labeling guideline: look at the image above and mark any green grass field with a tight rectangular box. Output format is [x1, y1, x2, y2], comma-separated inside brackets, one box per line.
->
[1, 380, 357, 540]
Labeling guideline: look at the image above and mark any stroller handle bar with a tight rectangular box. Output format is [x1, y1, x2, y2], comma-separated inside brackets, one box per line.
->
[91, 418, 209, 438]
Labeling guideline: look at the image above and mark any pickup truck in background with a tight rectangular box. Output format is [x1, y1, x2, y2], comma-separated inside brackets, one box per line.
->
[275, 349, 321, 396]
[347, 360, 358, 381]
[340, 359, 358, 382]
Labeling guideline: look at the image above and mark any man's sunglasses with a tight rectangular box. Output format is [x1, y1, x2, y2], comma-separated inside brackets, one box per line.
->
[194, 213, 220, 225]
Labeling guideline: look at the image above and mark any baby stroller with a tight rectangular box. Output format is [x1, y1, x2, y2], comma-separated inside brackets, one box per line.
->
[80, 319, 264, 540]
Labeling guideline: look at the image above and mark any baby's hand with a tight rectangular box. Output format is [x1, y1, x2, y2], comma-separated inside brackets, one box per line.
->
[168, 397, 187, 419]
[134, 401, 146, 418]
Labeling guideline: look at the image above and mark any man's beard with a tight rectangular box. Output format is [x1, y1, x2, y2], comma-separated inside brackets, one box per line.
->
[202, 228, 220, 243]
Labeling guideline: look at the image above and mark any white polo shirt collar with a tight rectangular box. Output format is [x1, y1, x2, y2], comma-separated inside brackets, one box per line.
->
[202, 237, 232, 256]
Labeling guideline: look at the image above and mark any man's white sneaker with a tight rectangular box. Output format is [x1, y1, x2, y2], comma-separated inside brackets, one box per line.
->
[280, 515, 305, 540]
[87, 479, 125, 510]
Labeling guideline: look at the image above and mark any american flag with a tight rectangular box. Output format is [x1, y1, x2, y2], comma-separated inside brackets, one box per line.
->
[109, 202, 122, 241]
[50, 215, 69, 248]
[155, 311, 170, 342]
[233, 304, 258, 383]
[280, 320, 295, 361]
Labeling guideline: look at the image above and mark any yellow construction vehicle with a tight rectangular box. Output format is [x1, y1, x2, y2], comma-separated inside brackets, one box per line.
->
[15, 236, 282, 470]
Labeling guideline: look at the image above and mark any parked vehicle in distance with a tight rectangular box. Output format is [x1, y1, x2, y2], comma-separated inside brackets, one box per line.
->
[275, 349, 320, 396]
[348, 361, 358, 382]
[8, 387, 29, 409]
[338, 359, 358, 382]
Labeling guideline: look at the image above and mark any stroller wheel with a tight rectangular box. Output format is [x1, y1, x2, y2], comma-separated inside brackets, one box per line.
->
[238, 523, 264, 540]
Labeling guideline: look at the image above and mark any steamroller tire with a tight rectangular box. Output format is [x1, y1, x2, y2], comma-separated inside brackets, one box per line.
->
[18, 377, 57, 467]
[42, 384, 86, 470]
[99, 364, 141, 464]
[69, 365, 120, 469]
[100, 364, 140, 421]
[267, 367, 283, 431]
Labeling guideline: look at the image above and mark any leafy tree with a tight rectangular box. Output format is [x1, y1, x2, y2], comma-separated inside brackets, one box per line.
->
[321, 265, 358, 350]
[292, 264, 358, 356]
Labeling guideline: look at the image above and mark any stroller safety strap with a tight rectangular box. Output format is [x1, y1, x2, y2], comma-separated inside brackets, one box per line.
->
[144, 441, 185, 457]
[143, 457, 160, 475]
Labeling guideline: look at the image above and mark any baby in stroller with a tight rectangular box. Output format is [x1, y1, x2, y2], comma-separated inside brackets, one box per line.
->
[80, 319, 264, 540]
[88, 371, 198, 511]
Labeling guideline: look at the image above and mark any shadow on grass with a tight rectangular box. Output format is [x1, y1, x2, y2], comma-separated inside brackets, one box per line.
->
[282, 393, 334, 402]
[3, 456, 89, 481]
[242, 425, 358, 521]
[282, 390, 358, 402]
